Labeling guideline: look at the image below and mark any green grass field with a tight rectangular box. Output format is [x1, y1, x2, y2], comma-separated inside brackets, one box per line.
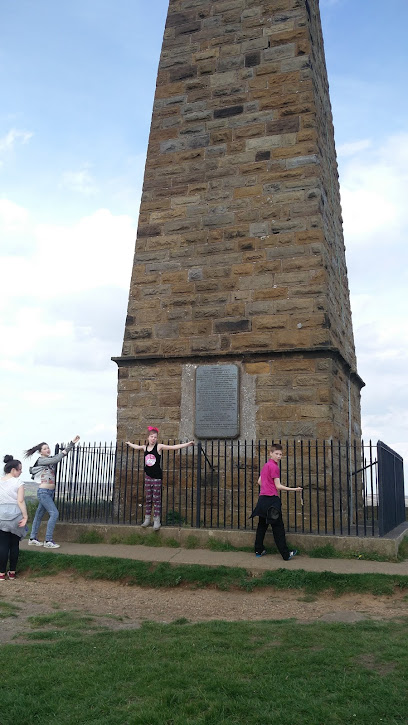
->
[2, 617, 407, 725]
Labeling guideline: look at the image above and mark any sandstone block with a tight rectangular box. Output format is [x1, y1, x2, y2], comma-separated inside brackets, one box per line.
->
[244, 362, 271, 375]
[298, 404, 331, 420]
[252, 314, 288, 331]
[253, 287, 288, 301]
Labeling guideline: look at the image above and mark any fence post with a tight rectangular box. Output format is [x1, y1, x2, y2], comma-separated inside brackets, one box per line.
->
[196, 441, 202, 528]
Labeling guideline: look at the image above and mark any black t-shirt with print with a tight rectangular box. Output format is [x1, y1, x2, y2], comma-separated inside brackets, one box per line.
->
[144, 443, 162, 478]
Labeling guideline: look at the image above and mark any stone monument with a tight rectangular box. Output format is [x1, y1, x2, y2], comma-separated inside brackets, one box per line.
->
[113, 0, 364, 443]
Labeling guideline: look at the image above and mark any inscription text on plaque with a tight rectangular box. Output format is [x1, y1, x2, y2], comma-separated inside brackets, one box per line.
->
[195, 364, 239, 438]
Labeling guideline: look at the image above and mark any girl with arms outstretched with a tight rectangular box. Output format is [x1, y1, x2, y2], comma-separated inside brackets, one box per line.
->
[127, 427, 194, 530]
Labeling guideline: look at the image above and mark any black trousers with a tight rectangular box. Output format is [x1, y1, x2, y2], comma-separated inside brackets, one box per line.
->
[254, 513, 290, 560]
[0, 529, 20, 572]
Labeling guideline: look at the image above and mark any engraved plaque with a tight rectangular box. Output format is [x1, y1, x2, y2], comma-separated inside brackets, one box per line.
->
[195, 364, 239, 438]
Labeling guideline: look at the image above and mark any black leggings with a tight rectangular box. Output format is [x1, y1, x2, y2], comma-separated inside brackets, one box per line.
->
[0, 530, 20, 572]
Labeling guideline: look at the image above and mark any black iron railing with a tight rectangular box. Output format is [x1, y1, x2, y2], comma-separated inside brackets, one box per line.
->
[54, 439, 405, 537]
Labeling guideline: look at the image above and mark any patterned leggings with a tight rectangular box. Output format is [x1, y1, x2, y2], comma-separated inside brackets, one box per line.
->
[144, 477, 162, 517]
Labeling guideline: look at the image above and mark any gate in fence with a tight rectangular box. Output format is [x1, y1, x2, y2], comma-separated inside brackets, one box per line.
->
[55, 439, 405, 538]
[377, 440, 405, 536]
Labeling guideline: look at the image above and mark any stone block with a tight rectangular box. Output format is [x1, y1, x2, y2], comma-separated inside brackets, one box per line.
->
[245, 51, 261, 67]
[124, 327, 152, 340]
[229, 333, 272, 351]
[233, 185, 263, 198]
[253, 287, 288, 301]
[298, 404, 331, 420]
[274, 329, 312, 348]
[158, 391, 181, 407]
[191, 337, 220, 353]
[214, 319, 251, 333]
[188, 267, 204, 281]
[155, 323, 180, 339]
[179, 320, 211, 336]
[244, 362, 271, 375]
[249, 222, 268, 237]
[264, 43, 296, 61]
[252, 314, 288, 331]
[214, 105, 244, 118]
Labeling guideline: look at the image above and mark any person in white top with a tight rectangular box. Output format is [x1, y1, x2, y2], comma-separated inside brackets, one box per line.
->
[24, 436, 80, 548]
[0, 455, 28, 581]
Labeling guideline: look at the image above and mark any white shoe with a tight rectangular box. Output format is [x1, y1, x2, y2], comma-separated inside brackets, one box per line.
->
[43, 541, 60, 548]
[28, 538, 43, 546]
[153, 516, 161, 531]
[141, 516, 151, 528]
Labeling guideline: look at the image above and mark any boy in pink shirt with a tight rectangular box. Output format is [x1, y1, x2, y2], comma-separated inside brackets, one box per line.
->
[252, 444, 302, 559]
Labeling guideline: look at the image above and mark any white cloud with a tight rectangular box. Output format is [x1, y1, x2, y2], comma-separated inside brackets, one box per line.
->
[0, 205, 135, 377]
[0, 128, 33, 155]
[340, 133, 408, 478]
[337, 139, 372, 157]
[0, 206, 135, 302]
[61, 165, 98, 195]
[340, 133, 408, 248]
[0, 198, 28, 230]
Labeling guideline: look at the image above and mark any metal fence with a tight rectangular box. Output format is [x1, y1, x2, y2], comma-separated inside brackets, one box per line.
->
[54, 439, 405, 537]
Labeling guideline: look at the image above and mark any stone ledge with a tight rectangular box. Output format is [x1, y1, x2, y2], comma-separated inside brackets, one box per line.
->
[34, 522, 408, 560]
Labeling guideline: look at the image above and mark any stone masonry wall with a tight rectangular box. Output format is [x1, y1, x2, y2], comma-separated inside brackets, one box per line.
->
[116, 0, 363, 443]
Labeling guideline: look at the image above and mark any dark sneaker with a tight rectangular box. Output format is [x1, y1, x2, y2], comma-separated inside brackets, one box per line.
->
[255, 549, 267, 558]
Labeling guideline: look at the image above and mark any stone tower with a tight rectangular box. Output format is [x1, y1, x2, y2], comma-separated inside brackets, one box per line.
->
[114, 0, 364, 443]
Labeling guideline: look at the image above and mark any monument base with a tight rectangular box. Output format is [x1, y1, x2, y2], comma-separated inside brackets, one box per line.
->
[113, 347, 363, 442]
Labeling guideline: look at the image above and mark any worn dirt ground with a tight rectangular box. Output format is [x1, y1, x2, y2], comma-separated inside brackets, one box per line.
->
[1, 573, 407, 645]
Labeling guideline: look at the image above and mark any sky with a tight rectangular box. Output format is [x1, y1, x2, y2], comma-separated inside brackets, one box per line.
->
[1, 0, 407, 483]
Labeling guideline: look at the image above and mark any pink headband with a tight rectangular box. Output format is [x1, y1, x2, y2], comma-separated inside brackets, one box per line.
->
[148, 426, 159, 433]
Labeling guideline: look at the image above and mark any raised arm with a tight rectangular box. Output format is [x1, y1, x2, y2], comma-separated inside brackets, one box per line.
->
[126, 442, 146, 451]
[35, 438, 79, 467]
[158, 441, 194, 452]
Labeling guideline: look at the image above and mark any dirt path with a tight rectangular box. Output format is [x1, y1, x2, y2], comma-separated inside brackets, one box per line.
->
[1, 573, 407, 645]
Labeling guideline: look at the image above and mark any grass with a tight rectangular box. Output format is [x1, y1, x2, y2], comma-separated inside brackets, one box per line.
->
[2, 618, 408, 724]
[307, 543, 395, 562]
[0, 600, 20, 619]
[398, 536, 408, 561]
[76, 530, 105, 544]
[21, 611, 100, 640]
[16, 550, 408, 596]
[206, 538, 254, 554]
[109, 531, 180, 548]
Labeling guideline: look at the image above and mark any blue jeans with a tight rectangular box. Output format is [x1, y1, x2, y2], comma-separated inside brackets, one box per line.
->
[31, 489, 59, 542]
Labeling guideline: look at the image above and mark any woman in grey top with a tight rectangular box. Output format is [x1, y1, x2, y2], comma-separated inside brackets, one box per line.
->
[0, 455, 28, 581]
[25, 436, 80, 548]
